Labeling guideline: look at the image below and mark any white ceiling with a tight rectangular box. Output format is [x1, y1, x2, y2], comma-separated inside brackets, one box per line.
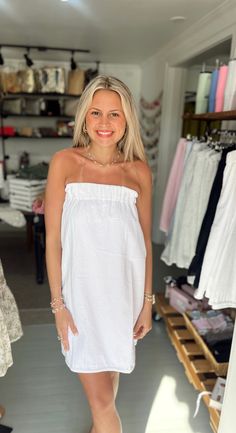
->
[0, 0, 226, 64]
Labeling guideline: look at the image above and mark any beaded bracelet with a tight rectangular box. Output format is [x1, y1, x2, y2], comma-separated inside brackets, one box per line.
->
[51, 304, 66, 314]
[50, 295, 64, 306]
[50, 295, 66, 314]
[144, 292, 155, 304]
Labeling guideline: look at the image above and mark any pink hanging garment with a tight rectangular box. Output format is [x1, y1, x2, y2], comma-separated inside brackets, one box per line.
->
[160, 138, 187, 234]
[223, 59, 236, 110]
[215, 65, 228, 112]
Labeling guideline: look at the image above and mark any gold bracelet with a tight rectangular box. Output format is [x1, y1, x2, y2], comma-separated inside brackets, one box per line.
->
[50, 295, 64, 306]
[51, 304, 66, 314]
[144, 293, 155, 304]
[144, 292, 153, 298]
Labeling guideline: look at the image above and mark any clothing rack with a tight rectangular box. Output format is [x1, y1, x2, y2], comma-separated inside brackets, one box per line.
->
[182, 110, 236, 139]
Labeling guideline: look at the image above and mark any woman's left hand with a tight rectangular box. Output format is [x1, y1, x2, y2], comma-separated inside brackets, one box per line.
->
[133, 303, 152, 340]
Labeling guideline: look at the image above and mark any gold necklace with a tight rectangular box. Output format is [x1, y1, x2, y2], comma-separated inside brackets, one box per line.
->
[86, 145, 121, 167]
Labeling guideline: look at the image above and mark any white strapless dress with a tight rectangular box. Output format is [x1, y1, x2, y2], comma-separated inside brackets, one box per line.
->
[60, 182, 147, 373]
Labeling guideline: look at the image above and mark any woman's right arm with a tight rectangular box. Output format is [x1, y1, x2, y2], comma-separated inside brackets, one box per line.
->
[44, 151, 78, 350]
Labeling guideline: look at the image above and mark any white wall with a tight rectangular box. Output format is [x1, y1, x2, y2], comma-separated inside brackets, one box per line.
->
[185, 67, 202, 93]
[99, 63, 141, 106]
[141, 0, 236, 244]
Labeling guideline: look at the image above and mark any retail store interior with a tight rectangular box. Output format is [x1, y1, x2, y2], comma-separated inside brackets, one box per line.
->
[1, 1, 236, 433]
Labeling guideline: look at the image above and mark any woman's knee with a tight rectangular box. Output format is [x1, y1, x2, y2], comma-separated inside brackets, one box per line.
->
[90, 392, 115, 416]
[78, 372, 115, 414]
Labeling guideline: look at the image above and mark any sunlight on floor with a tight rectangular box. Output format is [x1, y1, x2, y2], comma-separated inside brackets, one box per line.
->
[145, 375, 194, 432]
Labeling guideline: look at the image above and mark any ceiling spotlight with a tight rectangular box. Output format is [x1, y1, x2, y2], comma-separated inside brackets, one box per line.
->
[0, 47, 4, 65]
[170, 16, 186, 22]
[24, 48, 34, 67]
[70, 51, 77, 70]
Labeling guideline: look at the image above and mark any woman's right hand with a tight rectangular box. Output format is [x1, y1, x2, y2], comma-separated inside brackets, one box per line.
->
[54, 307, 78, 351]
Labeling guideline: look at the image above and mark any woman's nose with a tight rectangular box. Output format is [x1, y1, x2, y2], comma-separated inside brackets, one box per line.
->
[99, 114, 111, 125]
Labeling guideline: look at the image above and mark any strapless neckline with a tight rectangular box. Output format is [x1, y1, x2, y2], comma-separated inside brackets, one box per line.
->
[65, 182, 139, 197]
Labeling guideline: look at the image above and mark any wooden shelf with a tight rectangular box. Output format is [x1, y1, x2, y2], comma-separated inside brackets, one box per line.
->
[167, 316, 186, 328]
[155, 294, 221, 433]
[1, 135, 72, 139]
[182, 342, 204, 357]
[173, 329, 195, 342]
[0, 92, 80, 100]
[1, 113, 73, 119]
[183, 110, 236, 121]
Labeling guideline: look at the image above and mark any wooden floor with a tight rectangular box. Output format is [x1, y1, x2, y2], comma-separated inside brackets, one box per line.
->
[1, 320, 213, 433]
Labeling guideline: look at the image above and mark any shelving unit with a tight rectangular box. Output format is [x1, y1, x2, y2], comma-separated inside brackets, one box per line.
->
[183, 110, 236, 121]
[182, 109, 236, 141]
[1, 92, 80, 100]
[2, 114, 73, 119]
[0, 92, 79, 178]
[155, 294, 224, 433]
[1, 135, 73, 139]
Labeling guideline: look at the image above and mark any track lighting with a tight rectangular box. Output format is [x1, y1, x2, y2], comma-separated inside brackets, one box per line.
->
[0, 47, 4, 65]
[24, 48, 34, 67]
[70, 51, 77, 70]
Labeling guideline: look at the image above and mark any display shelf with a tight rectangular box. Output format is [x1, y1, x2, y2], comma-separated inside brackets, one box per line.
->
[183, 312, 228, 376]
[0, 92, 80, 100]
[183, 110, 236, 121]
[0, 91, 77, 179]
[1, 135, 73, 139]
[155, 294, 222, 433]
[1, 113, 73, 119]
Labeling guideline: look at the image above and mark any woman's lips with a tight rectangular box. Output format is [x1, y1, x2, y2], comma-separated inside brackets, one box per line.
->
[96, 130, 114, 137]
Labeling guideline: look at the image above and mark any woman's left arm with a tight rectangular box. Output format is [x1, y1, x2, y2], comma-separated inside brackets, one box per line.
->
[133, 160, 153, 340]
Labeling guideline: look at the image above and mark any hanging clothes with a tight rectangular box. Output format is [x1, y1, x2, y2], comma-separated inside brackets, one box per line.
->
[223, 59, 236, 111]
[0, 259, 23, 377]
[208, 68, 219, 112]
[188, 148, 234, 287]
[159, 138, 187, 234]
[215, 65, 228, 112]
[195, 72, 212, 114]
[161, 143, 221, 268]
[194, 150, 236, 308]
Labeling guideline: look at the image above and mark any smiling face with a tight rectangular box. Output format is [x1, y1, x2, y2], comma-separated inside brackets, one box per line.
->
[85, 89, 127, 148]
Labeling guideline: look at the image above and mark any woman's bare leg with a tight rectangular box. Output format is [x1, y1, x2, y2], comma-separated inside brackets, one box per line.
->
[78, 371, 121, 433]
[88, 372, 120, 433]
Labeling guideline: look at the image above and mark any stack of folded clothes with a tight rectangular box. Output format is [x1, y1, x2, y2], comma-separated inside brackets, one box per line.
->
[188, 309, 234, 362]
[164, 275, 234, 363]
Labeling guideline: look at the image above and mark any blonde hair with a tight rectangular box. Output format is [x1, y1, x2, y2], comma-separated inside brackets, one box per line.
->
[73, 75, 146, 162]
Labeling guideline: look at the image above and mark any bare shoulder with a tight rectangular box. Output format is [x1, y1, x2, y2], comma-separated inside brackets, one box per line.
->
[134, 159, 153, 190]
[49, 147, 77, 163]
[49, 147, 85, 169]
[47, 148, 74, 183]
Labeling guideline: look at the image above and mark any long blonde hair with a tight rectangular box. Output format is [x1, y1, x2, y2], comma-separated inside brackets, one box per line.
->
[73, 75, 146, 162]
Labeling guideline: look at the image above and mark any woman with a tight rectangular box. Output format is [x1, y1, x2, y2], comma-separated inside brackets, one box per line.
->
[45, 75, 154, 433]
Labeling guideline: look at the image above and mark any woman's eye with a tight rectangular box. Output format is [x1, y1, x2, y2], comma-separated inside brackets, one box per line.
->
[110, 112, 119, 117]
[91, 111, 100, 116]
